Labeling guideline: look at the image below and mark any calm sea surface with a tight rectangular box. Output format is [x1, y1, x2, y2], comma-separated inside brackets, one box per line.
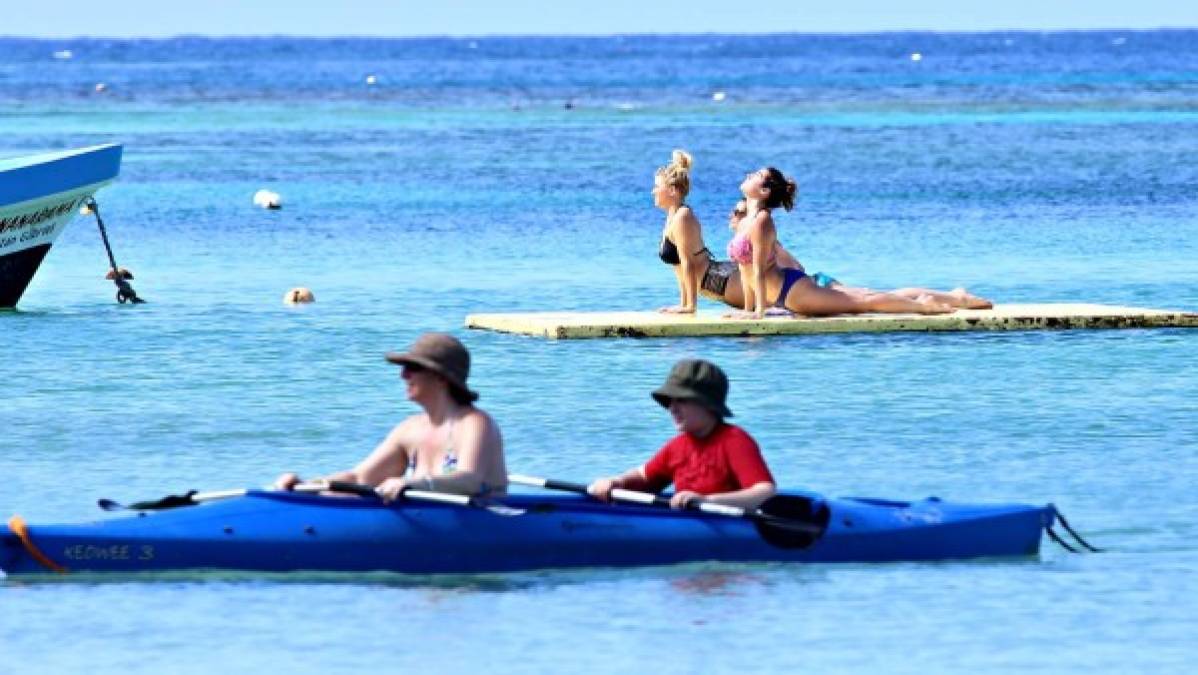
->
[1, 32, 1196, 674]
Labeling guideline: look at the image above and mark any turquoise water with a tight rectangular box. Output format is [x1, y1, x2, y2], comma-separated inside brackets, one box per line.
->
[2, 33, 1197, 673]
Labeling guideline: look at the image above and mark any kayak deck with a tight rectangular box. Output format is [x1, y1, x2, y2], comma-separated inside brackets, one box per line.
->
[1, 491, 1052, 576]
[464, 303, 1198, 339]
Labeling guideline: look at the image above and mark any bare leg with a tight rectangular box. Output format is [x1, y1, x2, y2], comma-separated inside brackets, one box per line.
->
[948, 287, 993, 309]
[720, 269, 746, 310]
[785, 281, 953, 316]
[890, 287, 993, 309]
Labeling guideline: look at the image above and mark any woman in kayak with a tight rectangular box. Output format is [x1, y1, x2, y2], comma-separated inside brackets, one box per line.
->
[275, 332, 508, 500]
[725, 198, 993, 310]
[588, 359, 776, 510]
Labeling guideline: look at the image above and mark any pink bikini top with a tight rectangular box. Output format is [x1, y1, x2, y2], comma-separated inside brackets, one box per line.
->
[727, 233, 775, 266]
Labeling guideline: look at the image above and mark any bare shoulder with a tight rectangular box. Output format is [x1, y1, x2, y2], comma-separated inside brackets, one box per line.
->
[666, 205, 695, 232]
[748, 211, 775, 238]
[461, 407, 499, 431]
[673, 207, 704, 239]
[390, 413, 429, 442]
[459, 407, 503, 444]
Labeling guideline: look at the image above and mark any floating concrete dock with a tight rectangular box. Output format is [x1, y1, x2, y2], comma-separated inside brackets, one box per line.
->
[465, 303, 1198, 340]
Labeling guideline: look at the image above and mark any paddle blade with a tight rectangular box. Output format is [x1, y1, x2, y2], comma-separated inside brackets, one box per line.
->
[752, 495, 830, 549]
[97, 490, 199, 512]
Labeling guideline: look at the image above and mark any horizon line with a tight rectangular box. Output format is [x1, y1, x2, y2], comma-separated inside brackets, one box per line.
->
[4, 26, 1197, 40]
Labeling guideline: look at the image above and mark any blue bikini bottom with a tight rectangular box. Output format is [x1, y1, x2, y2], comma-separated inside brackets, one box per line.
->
[775, 268, 808, 307]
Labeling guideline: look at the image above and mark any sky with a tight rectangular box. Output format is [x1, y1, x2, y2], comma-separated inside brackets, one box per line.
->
[5, 0, 1197, 37]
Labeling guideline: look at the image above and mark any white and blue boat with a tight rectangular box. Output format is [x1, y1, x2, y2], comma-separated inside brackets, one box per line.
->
[0, 144, 123, 308]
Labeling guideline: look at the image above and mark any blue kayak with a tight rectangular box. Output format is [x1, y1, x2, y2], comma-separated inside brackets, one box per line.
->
[1, 490, 1055, 576]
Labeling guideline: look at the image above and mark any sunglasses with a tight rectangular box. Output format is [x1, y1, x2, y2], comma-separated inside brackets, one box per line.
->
[401, 363, 426, 376]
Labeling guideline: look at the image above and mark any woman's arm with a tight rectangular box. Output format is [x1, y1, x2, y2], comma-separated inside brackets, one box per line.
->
[736, 221, 757, 313]
[748, 212, 776, 317]
[275, 421, 411, 490]
[672, 209, 704, 312]
[668, 264, 688, 310]
[738, 264, 756, 313]
[345, 422, 413, 485]
[660, 223, 694, 314]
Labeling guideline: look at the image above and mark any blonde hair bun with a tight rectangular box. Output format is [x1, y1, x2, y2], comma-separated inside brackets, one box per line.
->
[671, 149, 693, 171]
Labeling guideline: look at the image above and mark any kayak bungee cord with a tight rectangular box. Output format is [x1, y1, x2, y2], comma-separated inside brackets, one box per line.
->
[83, 197, 144, 304]
[1045, 506, 1104, 553]
[97, 480, 523, 515]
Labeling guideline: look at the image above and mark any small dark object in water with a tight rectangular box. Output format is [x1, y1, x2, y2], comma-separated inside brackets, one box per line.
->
[284, 287, 315, 304]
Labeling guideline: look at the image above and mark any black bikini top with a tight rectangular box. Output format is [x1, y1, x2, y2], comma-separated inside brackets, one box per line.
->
[659, 237, 712, 266]
[658, 206, 710, 265]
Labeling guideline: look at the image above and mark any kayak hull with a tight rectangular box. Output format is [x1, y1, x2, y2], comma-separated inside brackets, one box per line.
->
[0, 491, 1052, 576]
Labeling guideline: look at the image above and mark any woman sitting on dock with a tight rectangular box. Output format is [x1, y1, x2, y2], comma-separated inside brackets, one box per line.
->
[275, 332, 508, 500]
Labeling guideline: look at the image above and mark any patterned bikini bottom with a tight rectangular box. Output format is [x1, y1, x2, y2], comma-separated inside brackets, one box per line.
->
[699, 260, 736, 300]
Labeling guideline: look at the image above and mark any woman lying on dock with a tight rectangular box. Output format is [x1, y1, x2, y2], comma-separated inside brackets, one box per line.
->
[726, 199, 992, 311]
[653, 150, 987, 317]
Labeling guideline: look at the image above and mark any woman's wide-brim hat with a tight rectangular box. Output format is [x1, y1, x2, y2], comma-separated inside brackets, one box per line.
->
[385, 332, 479, 402]
[651, 359, 733, 418]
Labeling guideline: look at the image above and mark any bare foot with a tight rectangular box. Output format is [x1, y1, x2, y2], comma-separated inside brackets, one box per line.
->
[915, 294, 955, 314]
[658, 305, 695, 314]
[949, 288, 993, 310]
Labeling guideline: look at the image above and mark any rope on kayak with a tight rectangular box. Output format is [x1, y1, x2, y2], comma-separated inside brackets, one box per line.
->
[6, 515, 67, 574]
[1045, 525, 1079, 553]
[1046, 506, 1104, 554]
[83, 197, 144, 304]
[1053, 509, 1104, 552]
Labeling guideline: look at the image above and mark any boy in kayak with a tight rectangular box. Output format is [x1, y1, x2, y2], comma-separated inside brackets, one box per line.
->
[588, 359, 776, 510]
[275, 332, 508, 500]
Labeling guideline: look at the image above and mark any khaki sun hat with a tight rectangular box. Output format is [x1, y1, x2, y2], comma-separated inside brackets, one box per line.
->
[651, 359, 732, 418]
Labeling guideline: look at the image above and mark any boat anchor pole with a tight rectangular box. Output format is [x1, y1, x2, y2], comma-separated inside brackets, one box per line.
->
[84, 197, 145, 304]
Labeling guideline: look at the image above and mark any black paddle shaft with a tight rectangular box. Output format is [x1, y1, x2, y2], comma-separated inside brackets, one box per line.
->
[537, 476, 826, 542]
[324, 481, 382, 498]
[98, 490, 200, 512]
